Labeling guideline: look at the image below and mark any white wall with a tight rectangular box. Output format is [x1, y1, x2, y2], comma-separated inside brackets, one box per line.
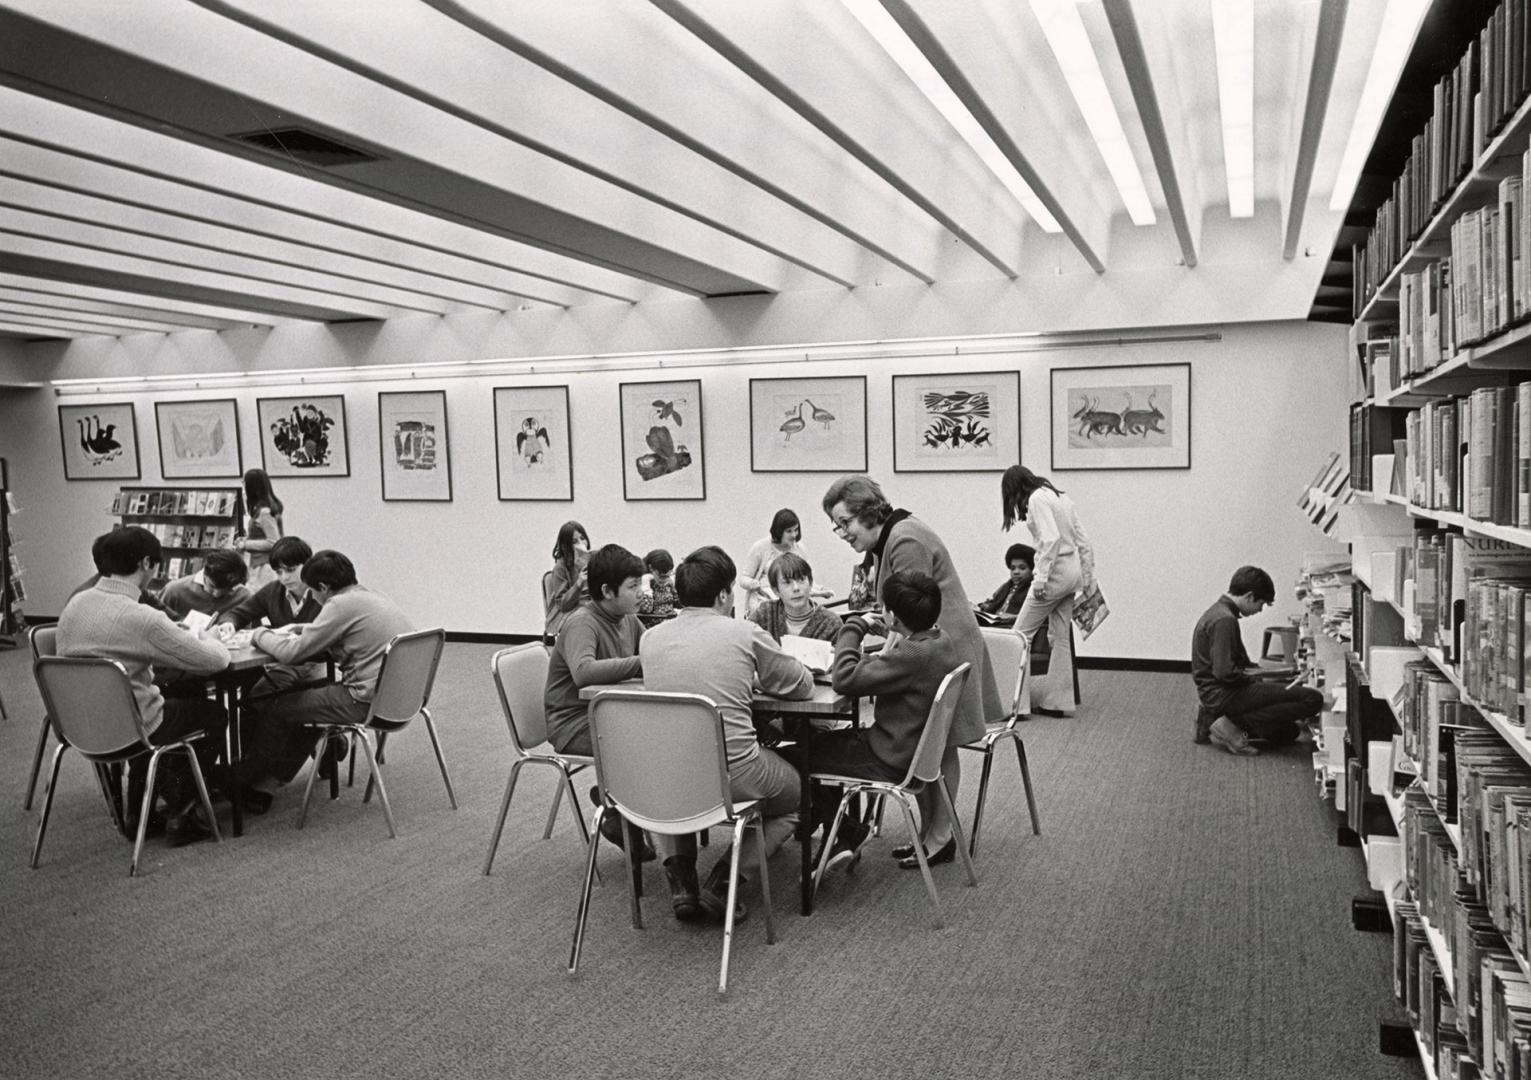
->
[0, 319, 1348, 659]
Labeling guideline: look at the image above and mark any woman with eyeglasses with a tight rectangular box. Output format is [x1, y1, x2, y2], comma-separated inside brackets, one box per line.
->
[819, 475, 1001, 868]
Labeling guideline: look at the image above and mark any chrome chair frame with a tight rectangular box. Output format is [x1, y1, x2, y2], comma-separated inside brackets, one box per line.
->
[959, 628, 1043, 857]
[22, 624, 59, 812]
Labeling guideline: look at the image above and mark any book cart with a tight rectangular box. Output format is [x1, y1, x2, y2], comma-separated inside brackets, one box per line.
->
[1340, 7, 1531, 1074]
[111, 485, 244, 588]
[0, 457, 23, 653]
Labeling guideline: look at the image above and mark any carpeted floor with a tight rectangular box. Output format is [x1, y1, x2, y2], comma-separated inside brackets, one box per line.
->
[0, 642, 1420, 1080]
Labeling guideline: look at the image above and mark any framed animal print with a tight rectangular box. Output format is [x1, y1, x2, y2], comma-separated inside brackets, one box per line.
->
[891, 371, 1019, 472]
[619, 378, 705, 500]
[494, 385, 573, 501]
[59, 402, 140, 480]
[749, 375, 867, 473]
[1049, 363, 1191, 470]
[378, 390, 452, 501]
[256, 395, 350, 478]
[155, 399, 241, 479]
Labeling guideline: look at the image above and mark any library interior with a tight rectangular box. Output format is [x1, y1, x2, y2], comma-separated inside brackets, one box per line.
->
[1, 1, 1526, 1077]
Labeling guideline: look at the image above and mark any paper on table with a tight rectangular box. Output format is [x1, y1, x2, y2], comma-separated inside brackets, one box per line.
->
[780, 634, 833, 673]
[182, 609, 212, 634]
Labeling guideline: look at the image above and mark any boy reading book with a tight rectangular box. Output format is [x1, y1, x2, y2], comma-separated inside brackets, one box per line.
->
[974, 542, 1035, 626]
[747, 552, 841, 643]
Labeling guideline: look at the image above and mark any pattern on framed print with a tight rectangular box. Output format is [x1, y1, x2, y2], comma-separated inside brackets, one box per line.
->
[619, 379, 705, 500]
[378, 390, 451, 501]
[749, 376, 867, 473]
[891, 370, 1019, 472]
[155, 399, 241, 479]
[256, 395, 350, 478]
[59, 402, 140, 480]
[1049, 363, 1191, 470]
[494, 385, 573, 501]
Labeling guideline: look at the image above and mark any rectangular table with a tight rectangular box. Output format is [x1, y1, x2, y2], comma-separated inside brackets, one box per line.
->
[214, 643, 274, 837]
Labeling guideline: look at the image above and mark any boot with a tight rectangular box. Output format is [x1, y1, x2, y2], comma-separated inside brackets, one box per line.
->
[664, 855, 701, 922]
[696, 856, 749, 925]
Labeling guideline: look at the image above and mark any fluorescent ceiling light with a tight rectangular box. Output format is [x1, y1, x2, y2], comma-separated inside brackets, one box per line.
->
[1328, 0, 1430, 211]
[1029, 0, 1156, 225]
[1211, 0, 1255, 218]
[841, 0, 1062, 232]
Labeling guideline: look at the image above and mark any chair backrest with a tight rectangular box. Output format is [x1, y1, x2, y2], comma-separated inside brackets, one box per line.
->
[980, 628, 1026, 721]
[33, 656, 149, 758]
[902, 663, 972, 787]
[30, 624, 58, 659]
[491, 643, 552, 752]
[368, 628, 446, 725]
[588, 690, 734, 835]
[541, 569, 556, 609]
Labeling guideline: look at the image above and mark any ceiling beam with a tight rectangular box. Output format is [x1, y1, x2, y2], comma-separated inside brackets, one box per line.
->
[0, 271, 282, 326]
[0, 320, 79, 339]
[1284, 0, 1348, 260]
[0, 300, 200, 335]
[0, 289, 243, 331]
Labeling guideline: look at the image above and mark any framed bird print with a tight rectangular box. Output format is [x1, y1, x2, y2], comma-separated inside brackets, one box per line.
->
[378, 390, 452, 501]
[618, 378, 705, 500]
[494, 385, 572, 501]
[749, 376, 867, 472]
[59, 402, 141, 480]
[155, 399, 241, 479]
[891, 370, 1019, 473]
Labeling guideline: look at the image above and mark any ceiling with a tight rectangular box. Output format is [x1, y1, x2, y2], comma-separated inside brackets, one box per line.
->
[0, 0, 1410, 347]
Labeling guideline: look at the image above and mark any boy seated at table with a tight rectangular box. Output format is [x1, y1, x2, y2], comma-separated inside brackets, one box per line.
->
[214, 535, 327, 693]
[974, 543, 1035, 625]
[785, 569, 963, 877]
[637, 547, 677, 620]
[747, 552, 842, 644]
[160, 548, 251, 622]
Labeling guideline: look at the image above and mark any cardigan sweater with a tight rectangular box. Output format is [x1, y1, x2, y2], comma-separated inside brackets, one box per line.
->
[748, 599, 842, 643]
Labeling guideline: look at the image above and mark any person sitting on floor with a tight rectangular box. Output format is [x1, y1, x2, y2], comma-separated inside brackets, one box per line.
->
[785, 569, 965, 874]
[1191, 565, 1326, 756]
[159, 548, 251, 622]
[637, 547, 678, 620]
[975, 543, 1035, 623]
[639, 545, 814, 924]
[747, 552, 842, 643]
[214, 535, 327, 693]
[245, 550, 413, 789]
[56, 527, 231, 846]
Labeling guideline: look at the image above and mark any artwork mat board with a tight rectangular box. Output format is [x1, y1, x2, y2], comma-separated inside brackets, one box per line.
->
[58, 402, 141, 481]
[618, 378, 706, 500]
[256, 395, 351, 478]
[891, 370, 1020, 473]
[378, 390, 452, 502]
[154, 398, 242, 479]
[749, 375, 868, 472]
[493, 384, 573, 501]
[1049, 362, 1192, 471]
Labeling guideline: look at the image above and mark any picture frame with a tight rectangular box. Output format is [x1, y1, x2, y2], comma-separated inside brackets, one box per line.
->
[493, 385, 573, 501]
[154, 399, 241, 479]
[1049, 362, 1192, 470]
[619, 378, 705, 500]
[749, 375, 868, 473]
[256, 395, 350, 478]
[58, 402, 140, 480]
[891, 370, 1019, 472]
[378, 390, 452, 501]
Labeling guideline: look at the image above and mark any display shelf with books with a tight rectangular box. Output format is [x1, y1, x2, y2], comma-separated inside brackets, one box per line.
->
[0, 458, 24, 649]
[111, 485, 244, 585]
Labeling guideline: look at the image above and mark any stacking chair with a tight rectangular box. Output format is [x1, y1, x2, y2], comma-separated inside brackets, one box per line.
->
[959, 628, 1043, 857]
[810, 663, 977, 927]
[483, 643, 596, 875]
[22, 625, 59, 812]
[30, 656, 221, 876]
[296, 627, 455, 836]
[569, 690, 777, 995]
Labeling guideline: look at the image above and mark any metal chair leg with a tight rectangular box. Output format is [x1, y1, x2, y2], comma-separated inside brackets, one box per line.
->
[131, 750, 167, 877]
[899, 793, 944, 927]
[23, 714, 50, 811]
[355, 732, 397, 837]
[619, 808, 643, 930]
[754, 815, 777, 946]
[969, 744, 996, 858]
[568, 810, 603, 975]
[29, 744, 66, 869]
[295, 731, 330, 829]
[483, 758, 526, 875]
[1014, 737, 1041, 835]
[183, 746, 222, 845]
[718, 816, 747, 995]
[421, 708, 457, 809]
[540, 764, 564, 839]
[812, 787, 857, 896]
[939, 774, 979, 888]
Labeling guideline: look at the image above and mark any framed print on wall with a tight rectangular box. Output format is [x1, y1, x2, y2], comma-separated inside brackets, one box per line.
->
[619, 378, 705, 500]
[256, 395, 350, 478]
[155, 399, 241, 479]
[1049, 362, 1192, 470]
[494, 385, 573, 501]
[891, 370, 1019, 472]
[378, 390, 452, 501]
[59, 402, 140, 480]
[749, 375, 867, 473]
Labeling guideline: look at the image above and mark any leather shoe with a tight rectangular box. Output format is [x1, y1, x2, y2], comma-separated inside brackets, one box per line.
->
[166, 808, 214, 848]
[1031, 706, 1072, 718]
[316, 735, 349, 781]
[1209, 716, 1260, 757]
[695, 886, 748, 925]
[240, 786, 274, 815]
[897, 837, 957, 869]
[664, 856, 701, 922]
[596, 811, 656, 862]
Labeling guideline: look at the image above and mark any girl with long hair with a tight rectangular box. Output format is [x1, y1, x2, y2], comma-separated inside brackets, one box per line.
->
[544, 520, 591, 640]
[237, 468, 284, 588]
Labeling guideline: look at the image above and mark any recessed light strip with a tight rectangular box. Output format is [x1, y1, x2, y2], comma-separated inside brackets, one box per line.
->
[1211, 0, 1255, 218]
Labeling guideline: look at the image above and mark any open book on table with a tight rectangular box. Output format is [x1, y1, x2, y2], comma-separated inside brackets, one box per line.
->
[780, 634, 833, 676]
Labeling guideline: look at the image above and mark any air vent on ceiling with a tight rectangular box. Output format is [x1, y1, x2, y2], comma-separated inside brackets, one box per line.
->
[230, 127, 379, 167]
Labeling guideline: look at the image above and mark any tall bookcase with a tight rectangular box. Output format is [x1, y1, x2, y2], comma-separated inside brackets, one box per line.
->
[111, 485, 244, 587]
[0, 457, 24, 650]
[1342, 7, 1531, 1076]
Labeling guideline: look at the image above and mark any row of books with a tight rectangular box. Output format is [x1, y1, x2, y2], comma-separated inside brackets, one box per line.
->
[1350, 402, 1405, 494]
[1358, 0, 1530, 311]
[110, 489, 240, 518]
[1295, 555, 1353, 645]
[1394, 899, 1477, 1079]
[1396, 662, 1474, 817]
[139, 522, 236, 550]
[1402, 385, 1531, 526]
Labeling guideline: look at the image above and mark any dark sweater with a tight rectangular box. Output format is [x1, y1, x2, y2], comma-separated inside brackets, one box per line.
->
[831, 620, 965, 772]
[1191, 596, 1252, 710]
[543, 602, 643, 752]
[214, 579, 323, 630]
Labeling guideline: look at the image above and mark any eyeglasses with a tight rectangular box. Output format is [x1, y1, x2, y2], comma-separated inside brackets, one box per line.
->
[830, 515, 855, 535]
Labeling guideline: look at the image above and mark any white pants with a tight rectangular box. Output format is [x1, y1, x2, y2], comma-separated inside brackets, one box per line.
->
[1013, 560, 1079, 713]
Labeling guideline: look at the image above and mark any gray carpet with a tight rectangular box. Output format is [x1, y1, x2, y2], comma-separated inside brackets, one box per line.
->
[0, 642, 1419, 1080]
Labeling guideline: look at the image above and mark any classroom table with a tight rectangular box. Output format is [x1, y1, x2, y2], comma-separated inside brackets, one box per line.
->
[578, 679, 855, 915]
[214, 641, 273, 837]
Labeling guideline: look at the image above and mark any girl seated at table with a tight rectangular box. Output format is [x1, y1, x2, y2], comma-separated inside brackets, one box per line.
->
[747, 552, 841, 643]
[544, 520, 590, 641]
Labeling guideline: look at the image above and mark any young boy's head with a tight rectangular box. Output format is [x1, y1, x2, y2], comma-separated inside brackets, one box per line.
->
[1005, 542, 1036, 584]
[1227, 565, 1275, 615]
[676, 545, 736, 608]
[644, 548, 674, 580]
[202, 549, 250, 596]
[587, 544, 646, 611]
[880, 570, 942, 635]
[768, 552, 815, 610]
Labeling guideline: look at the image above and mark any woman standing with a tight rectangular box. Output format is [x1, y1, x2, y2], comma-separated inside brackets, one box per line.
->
[738, 508, 814, 618]
[821, 475, 1002, 866]
[543, 520, 590, 641]
[1001, 465, 1094, 717]
[237, 468, 284, 589]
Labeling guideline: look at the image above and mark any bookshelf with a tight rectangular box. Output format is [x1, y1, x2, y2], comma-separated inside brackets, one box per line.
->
[0, 457, 24, 650]
[112, 485, 244, 586]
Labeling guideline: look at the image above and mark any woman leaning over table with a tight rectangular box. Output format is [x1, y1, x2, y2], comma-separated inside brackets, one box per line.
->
[236, 468, 283, 589]
[820, 475, 1001, 867]
[1001, 465, 1094, 717]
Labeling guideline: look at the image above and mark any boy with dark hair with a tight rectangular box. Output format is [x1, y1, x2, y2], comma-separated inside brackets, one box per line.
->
[976, 543, 1036, 622]
[786, 569, 965, 874]
[748, 551, 842, 643]
[159, 548, 251, 621]
[1191, 564, 1325, 755]
[637, 547, 677, 619]
[214, 536, 322, 632]
[640, 545, 814, 923]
